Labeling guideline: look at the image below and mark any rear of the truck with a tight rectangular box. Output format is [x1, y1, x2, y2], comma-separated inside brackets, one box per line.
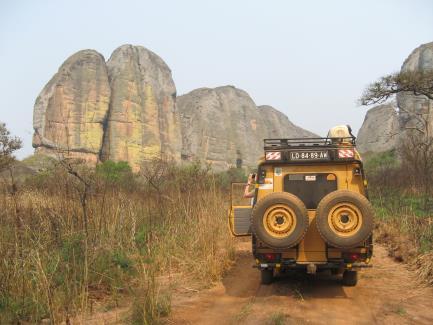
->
[229, 137, 374, 286]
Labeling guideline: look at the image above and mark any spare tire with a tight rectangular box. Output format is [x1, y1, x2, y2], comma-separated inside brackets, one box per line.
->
[251, 192, 309, 248]
[315, 190, 374, 249]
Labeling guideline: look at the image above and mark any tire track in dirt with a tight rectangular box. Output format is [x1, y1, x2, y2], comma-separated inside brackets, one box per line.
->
[168, 240, 433, 325]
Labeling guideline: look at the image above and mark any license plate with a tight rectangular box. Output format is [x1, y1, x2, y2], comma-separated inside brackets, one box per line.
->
[289, 150, 330, 161]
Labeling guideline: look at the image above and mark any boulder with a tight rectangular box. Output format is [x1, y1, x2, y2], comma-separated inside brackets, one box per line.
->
[258, 105, 317, 139]
[100, 45, 181, 170]
[33, 45, 317, 171]
[357, 103, 399, 154]
[33, 50, 111, 163]
[178, 86, 263, 170]
[178, 86, 315, 170]
[357, 42, 433, 155]
[397, 42, 433, 134]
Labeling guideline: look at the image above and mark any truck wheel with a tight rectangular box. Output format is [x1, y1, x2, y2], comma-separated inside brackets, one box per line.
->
[261, 269, 274, 285]
[342, 270, 358, 286]
[315, 190, 374, 249]
[251, 192, 309, 248]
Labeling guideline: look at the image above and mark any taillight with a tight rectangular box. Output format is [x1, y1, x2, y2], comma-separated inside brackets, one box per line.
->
[344, 253, 360, 262]
[264, 253, 277, 261]
[265, 151, 281, 160]
[338, 149, 354, 159]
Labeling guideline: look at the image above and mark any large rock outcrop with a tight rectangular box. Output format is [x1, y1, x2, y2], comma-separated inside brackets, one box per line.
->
[178, 86, 265, 170]
[178, 86, 316, 170]
[33, 45, 181, 170]
[33, 45, 317, 170]
[397, 42, 433, 134]
[100, 45, 181, 168]
[357, 42, 433, 154]
[356, 103, 399, 154]
[258, 105, 317, 139]
[33, 50, 111, 162]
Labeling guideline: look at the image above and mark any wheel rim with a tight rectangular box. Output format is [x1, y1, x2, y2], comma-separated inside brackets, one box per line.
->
[262, 204, 297, 238]
[327, 203, 362, 237]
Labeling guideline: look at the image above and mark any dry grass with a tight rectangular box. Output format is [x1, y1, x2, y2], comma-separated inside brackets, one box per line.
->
[413, 252, 433, 286]
[375, 217, 433, 286]
[365, 150, 433, 285]
[0, 160, 238, 323]
[371, 190, 433, 284]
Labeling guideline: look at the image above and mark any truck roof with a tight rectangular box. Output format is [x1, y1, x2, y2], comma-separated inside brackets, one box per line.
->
[264, 137, 356, 150]
[261, 137, 361, 165]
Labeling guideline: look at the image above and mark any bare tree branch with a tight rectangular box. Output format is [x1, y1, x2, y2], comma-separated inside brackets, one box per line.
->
[359, 70, 433, 106]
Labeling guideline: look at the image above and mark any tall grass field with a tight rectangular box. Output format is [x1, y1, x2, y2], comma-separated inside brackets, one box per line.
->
[0, 159, 243, 324]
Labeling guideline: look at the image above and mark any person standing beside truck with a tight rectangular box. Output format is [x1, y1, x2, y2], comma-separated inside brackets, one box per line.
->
[243, 173, 256, 201]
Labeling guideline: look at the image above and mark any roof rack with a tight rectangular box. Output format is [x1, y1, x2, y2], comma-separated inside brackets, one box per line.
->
[264, 137, 356, 150]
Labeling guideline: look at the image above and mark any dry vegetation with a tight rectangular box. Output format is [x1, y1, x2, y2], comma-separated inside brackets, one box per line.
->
[365, 150, 433, 285]
[360, 68, 433, 285]
[0, 157, 245, 324]
[2, 120, 433, 323]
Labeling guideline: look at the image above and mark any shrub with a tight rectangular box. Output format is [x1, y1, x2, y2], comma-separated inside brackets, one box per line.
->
[96, 160, 132, 183]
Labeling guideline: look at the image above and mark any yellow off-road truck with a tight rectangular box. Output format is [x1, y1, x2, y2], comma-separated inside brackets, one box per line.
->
[229, 126, 374, 286]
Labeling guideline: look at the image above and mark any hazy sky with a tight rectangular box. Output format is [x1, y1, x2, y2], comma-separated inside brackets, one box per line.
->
[1, 0, 432, 159]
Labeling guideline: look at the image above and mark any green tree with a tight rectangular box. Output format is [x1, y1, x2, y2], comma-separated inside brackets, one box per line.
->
[96, 160, 132, 183]
[0, 122, 22, 172]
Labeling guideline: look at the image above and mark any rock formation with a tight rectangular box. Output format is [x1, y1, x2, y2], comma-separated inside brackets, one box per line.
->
[356, 103, 399, 154]
[357, 42, 433, 154]
[258, 105, 317, 139]
[33, 50, 111, 162]
[397, 42, 433, 134]
[33, 45, 316, 170]
[178, 86, 316, 170]
[100, 45, 181, 168]
[33, 45, 181, 170]
[178, 86, 265, 170]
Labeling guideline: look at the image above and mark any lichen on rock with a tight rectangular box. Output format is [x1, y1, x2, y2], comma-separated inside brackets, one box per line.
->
[33, 49, 111, 163]
[100, 45, 181, 170]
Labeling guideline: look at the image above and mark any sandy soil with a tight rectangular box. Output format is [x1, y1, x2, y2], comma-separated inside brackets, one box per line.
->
[167, 240, 433, 325]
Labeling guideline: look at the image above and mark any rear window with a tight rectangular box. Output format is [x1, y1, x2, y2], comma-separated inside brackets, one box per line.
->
[283, 173, 337, 209]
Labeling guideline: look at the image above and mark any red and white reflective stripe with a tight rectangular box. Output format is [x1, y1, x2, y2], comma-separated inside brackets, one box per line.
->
[266, 151, 281, 160]
[338, 149, 354, 158]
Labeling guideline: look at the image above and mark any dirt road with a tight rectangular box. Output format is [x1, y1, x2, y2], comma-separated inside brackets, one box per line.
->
[168, 240, 433, 325]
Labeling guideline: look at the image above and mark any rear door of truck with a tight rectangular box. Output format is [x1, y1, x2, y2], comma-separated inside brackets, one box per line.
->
[228, 183, 253, 236]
